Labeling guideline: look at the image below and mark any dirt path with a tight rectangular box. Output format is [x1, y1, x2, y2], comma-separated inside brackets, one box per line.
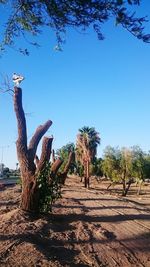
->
[0, 176, 150, 266]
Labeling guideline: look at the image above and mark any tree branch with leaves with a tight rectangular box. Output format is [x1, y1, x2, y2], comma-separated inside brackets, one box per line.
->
[0, 0, 149, 54]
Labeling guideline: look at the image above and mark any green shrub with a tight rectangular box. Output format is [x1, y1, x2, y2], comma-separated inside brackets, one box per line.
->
[38, 163, 62, 213]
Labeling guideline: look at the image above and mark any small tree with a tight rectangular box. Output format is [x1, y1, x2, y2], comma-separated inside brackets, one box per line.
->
[91, 157, 103, 177]
[102, 146, 121, 182]
[102, 146, 134, 196]
[3, 167, 10, 178]
[132, 146, 149, 194]
[120, 148, 133, 196]
[144, 152, 150, 179]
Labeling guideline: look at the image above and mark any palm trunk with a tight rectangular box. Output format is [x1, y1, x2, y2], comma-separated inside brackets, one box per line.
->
[86, 160, 90, 188]
[83, 161, 86, 188]
[84, 160, 90, 188]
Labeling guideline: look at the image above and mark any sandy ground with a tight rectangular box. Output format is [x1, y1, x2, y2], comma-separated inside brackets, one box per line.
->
[0, 176, 150, 267]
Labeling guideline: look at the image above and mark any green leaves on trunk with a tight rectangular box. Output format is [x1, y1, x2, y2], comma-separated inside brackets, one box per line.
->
[37, 162, 62, 213]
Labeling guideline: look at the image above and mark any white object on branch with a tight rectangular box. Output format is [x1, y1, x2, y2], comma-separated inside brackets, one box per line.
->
[12, 73, 25, 86]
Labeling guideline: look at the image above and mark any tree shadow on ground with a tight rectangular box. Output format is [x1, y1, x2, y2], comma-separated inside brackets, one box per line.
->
[54, 203, 150, 213]
[0, 215, 150, 267]
[52, 212, 150, 224]
[0, 200, 19, 207]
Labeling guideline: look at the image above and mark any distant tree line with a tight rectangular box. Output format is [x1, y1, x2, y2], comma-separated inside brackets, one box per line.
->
[57, 138, 150, 196]
[101, 145, 150, 196]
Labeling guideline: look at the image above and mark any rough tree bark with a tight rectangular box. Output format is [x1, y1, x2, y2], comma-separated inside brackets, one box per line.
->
[121, 171, 133, 197]
[52, 149, 56, 163]
[50, 158, 63, 180]
[49, 151, 74, 185]
[14, 87, 53, 213]
[61, 151, 74, 185]
[83, 159, 90, 189]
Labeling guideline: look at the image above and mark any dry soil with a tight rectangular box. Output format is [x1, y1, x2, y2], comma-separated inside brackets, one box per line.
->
[0, 176, 150, 267]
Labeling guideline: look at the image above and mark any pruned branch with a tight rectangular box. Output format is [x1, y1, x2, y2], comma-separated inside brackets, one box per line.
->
[14, 86, 53, 175]
[14, 87, 27, 159]
[61, 151, 74, 184]
[62, 151, 74, 175]
[37, 136, 53, 172]
[28, 120, 52, 161]
[50, 158, 63, 180]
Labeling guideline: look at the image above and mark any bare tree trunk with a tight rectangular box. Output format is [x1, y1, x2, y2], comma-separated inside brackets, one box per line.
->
[107, 182, 116, 190]
[61, 151, 74, 185]
[137, 180, 143, 195]
[122, 171, 126, 196]
[50, 158, 63, 179]
[122, 172, 132, 196]
[122, 179, 126, 196]
[123, 179, 132, 196]
[14, 87, 53, 213]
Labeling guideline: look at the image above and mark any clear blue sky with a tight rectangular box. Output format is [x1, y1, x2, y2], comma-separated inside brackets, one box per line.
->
[0, 2, 150, 169]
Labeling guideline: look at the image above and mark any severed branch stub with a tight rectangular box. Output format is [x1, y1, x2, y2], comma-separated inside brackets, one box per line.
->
[28, 121, 52, 162]
[36, 136, 53, 173]
[50, 158, 63, 180]
[60, 151, 75, 185]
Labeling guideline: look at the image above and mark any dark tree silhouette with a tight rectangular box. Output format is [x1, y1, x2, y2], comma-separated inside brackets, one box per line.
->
[0, 0, 149, 54]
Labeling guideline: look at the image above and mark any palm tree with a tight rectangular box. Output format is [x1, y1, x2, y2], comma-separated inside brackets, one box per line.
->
[76, 126, 100, 188]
